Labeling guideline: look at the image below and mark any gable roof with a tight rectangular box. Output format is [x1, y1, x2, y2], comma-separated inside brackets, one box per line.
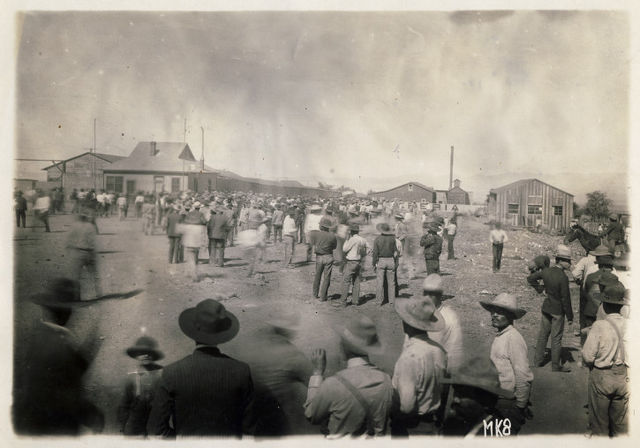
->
[372, 181, 435, 195]
[42, 152, 125, 170]
[490, 178, 573, 197]
[105, 142, 197, 173]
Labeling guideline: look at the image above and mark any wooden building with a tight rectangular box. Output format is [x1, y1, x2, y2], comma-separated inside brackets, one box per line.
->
[370, 181, 435, 203]
[488, 178, 573, 231]
[447, 179, 471, 205]
[187, 171, 336, 198]
[42, 152, 125, 192]
[435, 190, 448, 205]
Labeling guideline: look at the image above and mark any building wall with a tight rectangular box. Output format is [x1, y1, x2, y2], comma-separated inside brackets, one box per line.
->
[14, 179, 38, 192]
[435, 191, 448, 204]
[371, 184, 435, 202]
[103, 172, 189, 194]
[447, 187, 470, 205]
[45, 154, 117, 192]
[493, 179, 573, 231]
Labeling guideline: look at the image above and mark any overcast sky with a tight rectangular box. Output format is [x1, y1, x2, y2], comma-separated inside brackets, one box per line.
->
[15, 10, 629, 204]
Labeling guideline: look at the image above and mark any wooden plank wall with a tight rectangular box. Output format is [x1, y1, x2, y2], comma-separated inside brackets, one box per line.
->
[495, 180, 573, 231]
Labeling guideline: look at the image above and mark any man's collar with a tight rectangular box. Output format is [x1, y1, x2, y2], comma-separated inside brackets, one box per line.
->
[496, 324, 513, 336]
[346, 357, 370, 368]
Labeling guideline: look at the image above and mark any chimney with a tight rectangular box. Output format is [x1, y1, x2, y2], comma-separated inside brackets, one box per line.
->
[150, 141, 157, 156]
[454, 179, 461, 188]
[449, 146, 454, 190]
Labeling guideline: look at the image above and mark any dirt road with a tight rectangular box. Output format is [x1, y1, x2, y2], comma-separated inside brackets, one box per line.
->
[13, 211, 590, 435]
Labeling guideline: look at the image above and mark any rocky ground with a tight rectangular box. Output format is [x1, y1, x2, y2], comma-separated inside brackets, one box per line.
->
[13, 210, 592, 437]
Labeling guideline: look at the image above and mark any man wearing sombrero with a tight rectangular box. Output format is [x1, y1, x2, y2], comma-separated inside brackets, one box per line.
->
[372, 223, 401, 305]
[147, 298, 255, 437]
[480, 293, 534, 433]
[582, 282, 629, 437]
[304, 316, 393, 437]
[392, 295, 446, 435]
[528, 244, 574, 372]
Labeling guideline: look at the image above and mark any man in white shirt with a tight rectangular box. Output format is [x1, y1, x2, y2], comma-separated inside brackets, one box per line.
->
[338, 224, 370, 307]
[445, 216, 458, 260]
[33, 190, 52, 232]
[282, 209, 298, 267]
[489, 222, 508, 272]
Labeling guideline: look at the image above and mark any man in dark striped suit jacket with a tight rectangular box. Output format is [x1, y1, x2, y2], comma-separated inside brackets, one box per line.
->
[147, 298, 256, 437]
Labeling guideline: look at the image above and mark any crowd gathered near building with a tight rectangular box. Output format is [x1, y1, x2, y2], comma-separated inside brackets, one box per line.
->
[12, 185, 631, 439]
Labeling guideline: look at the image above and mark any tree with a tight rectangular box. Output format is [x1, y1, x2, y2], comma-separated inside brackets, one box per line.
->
[573, 202, 582, 218]
[584, 191, 612, 222]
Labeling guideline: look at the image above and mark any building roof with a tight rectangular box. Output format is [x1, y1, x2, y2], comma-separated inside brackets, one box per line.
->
[42, 152, 126, 170]
[372, 181, 435, 195]
[105, 142, 197, 173]
[489, 178, 573, 197]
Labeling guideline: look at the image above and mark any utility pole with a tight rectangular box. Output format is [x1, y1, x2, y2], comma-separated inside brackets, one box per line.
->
[449, 145, 454, 190]
[183, 118, 187, 143]
[200, 126, 205, 171]
[93, 118, 97, 190]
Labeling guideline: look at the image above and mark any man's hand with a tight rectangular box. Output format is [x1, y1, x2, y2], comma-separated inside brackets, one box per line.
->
[310, 348, 327, 376]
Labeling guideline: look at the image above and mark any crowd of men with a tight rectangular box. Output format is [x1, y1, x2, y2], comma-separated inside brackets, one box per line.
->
[12, 186, 631, 439]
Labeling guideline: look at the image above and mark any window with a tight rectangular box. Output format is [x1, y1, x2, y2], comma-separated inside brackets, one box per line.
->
[126, 180, 136, 194]
[171, 177, 181, 193]
[508, 204, 519, 214]
[408, 184, 413, 192]
[105, 176, 123, 193]
[528, 204, 542, 215]
[553, 205, 563, 216]
[154, 176, 164, 192]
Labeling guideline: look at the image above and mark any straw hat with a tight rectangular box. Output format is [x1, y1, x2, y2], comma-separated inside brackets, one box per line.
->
[442, 356, 514, 399]
[339, 316, 383, 356]
[395, 296, 445, 332]
[480, 293, 526, 319]
[590, 245, 611, 257]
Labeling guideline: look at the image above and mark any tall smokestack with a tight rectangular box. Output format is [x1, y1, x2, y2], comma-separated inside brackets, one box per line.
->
[449, 145, 454, 190]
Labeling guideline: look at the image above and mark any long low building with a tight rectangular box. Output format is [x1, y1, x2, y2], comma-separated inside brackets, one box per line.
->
[370, 181, 436, 202]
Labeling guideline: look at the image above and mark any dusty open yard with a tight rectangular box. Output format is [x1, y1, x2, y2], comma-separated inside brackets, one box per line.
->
[13, 210, 590, 436]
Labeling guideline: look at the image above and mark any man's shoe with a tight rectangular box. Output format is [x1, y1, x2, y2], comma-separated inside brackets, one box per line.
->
[552, 365, 572, 373]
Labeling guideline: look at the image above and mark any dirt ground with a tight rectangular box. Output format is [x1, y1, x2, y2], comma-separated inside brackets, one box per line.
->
[13, 210, 591, 436]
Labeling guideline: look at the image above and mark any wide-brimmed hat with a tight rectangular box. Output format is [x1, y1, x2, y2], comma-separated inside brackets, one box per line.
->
[339, 316, 383, 356]
[309, 204, 322, 212]
[192, 201, 202, 209]
[555, 244, 572, 260]
[596, 255, 614, 267]
[609, 214, 618, 221]
[598, 271, 619, 288]
[179, 298, 239, 345]
[591, 244, 612, 257]
[600, 282, 627, 305]
[126, 336, 164, 361]
[349, 223, 360, 232]
[422, 274, 443, 293]
[395, 296, 445, 332]
[442, 356, 514, 399]
[30, 278, 143, 308]
[480, 293, 527, 319]
[613, 253, 630, 270]
[395, 214, 404, 220]
[319, 217, 333, 229]
[376, 223, 394, 235]
[534, 255, 550, 270]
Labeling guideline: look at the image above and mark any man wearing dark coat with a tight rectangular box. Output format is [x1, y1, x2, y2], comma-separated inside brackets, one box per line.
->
[147, 298, 256, 437]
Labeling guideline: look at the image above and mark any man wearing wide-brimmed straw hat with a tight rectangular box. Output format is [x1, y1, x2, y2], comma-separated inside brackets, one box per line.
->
[528, 244, 574, 372]
[147, 298, 255, 437]
[304, 316, 393, 438]
[372, 223, 401, 305]
[582, 282, 629, 437]
[392, 295, 446, 435]
[480, 293, 534, 433]
[118, 336, 164, 436]
[13, 278, 105, 435]
[307, 217, 337, 300]
[338, 223, 370, 307]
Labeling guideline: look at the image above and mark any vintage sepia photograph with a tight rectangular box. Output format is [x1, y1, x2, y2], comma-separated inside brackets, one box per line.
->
[5, 0, 637, 442]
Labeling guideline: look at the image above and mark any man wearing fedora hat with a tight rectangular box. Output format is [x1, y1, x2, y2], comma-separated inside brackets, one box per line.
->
[480, 293, 534, 433]
[147, 298, 256, 437]
[13, 278, 105, 435]
[304, 316, 393, 437]
[528, 244, 574, 372]
[372, 223, 401, 305]
[395, 214, 409, 255]
[440, 356, 515, 436]
[582, 282, 629, 437]
[207, 205, 232, 267]
[582, 246, 618, 343]
[118, 336, 164, 436]
[420, 221, 443, 275]
[339, 223, 370, 307]
[308, 217, 337, 300]
[392, 295, 447, 435]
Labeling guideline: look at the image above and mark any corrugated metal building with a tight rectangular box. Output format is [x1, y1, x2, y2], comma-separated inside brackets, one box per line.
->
[488, 178, 573, 230]
[370, 181, 435, 203]
[42, 152, 125, 192]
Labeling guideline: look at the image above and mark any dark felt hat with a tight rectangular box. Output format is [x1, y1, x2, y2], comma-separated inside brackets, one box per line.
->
[179, 298, 239, 345]
[126, 336, 164, 361]
[442, 356, 514, 399]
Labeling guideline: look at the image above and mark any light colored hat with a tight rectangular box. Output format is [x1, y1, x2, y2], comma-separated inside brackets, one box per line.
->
[555, 244, 572, 260]
[339, 316, 383, 356]
[395, 296, 445, 332]
[193, 201, 202, 209]
[591, 244, 612, 257]
[309, 204, 322, 212]
[422, 274, 443, 293]
[442, 356, 514, 399]
[480, 293, 526, 319]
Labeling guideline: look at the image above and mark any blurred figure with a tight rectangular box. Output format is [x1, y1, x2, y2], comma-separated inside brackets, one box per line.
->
[480, 293, 533, 434]
[182, 202, 207, 281]
[14, 190, 27, 228]
[445, 215, 457, 260]
[440, 357, 514, 437]
[142, 197, 156, 235]
[420, 222, 442, 275]
[207, 205, 231, 267]
[604, 214, 625, 256]
[135, 192, 145, 218]
[271, 203, 284, 243]
[33, 189, 51, 232]
[372, 223, 400, 305]
[282, 208, 298, 267]
[13, 279, 105, 435]
[67, 212, 102, 299]
[165, 205, 182, 264]
[392, 295, 446, 436]
[118, 336, 164, 436]
[308, 217, 337, 300]
[304, 316, 393, 438]
[241, 312, 314, 436]
[147, 298, 255, 437]
[489, 222, 508, 272]
[339, 223, 370, 307]
[117, 194, 128, 220]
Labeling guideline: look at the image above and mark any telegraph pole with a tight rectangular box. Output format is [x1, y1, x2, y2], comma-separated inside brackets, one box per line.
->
[93, 118, 97, 190]
[200, 126, 205, 171]
[449, 145, 454, 190]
